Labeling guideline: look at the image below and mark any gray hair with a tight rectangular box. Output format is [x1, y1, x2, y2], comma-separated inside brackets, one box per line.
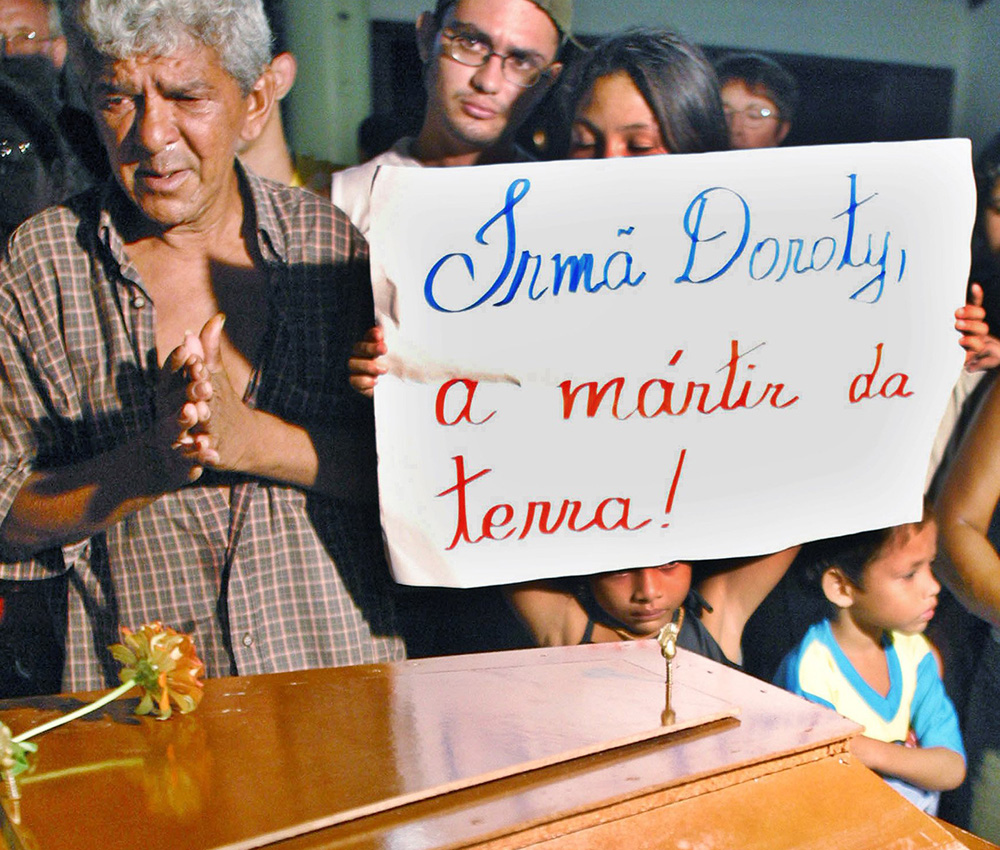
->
[64, 0, 272, 94]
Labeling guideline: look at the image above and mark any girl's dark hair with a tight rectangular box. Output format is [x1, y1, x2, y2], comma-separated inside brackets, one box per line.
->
[556, 27, 729, 157]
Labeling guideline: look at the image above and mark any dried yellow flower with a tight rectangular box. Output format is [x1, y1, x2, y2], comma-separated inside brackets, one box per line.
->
[110, 622, 205, 720]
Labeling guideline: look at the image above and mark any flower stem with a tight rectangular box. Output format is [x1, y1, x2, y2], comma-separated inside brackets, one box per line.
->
[12, 680, 136, 743]
[19, 757, 143, 784]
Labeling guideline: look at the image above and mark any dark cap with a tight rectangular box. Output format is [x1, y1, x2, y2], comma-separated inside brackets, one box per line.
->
[433, 0, 573, 39]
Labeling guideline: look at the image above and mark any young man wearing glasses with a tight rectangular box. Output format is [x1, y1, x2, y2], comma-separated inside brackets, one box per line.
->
[331, 0, 569, 235]
[715, 52, 799, 150]
[332, 0, 569, 661]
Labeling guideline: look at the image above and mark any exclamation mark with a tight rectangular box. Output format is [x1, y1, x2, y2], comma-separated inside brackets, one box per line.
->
[661, 449, 687, 528]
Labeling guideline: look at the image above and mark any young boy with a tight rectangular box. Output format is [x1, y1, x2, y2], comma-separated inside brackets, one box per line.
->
[774, 514, 965, 813]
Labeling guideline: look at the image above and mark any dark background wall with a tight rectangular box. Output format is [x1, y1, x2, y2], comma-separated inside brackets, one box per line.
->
[369, 21, 954, 155]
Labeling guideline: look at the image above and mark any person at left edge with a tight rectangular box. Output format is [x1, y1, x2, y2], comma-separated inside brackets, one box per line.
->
[0, 0, 403, 692]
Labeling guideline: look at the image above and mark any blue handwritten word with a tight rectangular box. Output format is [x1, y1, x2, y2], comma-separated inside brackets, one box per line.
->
[424, 179, 646, 313]
[675, 174, 905, 303]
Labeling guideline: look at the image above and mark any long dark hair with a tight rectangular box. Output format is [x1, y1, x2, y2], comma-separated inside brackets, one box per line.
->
[557, 27, 729, 157]
[971, 132, 1000, 329]
[973, 133, 1000, 255]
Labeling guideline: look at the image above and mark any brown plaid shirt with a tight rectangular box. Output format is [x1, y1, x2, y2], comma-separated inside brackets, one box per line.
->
[0, 168, 403, 691]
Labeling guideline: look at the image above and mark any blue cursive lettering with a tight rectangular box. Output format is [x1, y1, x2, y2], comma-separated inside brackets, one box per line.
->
[675, 175, 906, 302]
[424, 179, 647, 312]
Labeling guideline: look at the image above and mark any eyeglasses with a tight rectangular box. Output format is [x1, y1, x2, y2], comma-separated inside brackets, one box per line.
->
[1, 30, 52, 57]
[440, 30, 552, 88]
[723, 104, 780, 126]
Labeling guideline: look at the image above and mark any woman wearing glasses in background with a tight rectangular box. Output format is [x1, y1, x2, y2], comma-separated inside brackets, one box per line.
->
[715, 51, 798, 150]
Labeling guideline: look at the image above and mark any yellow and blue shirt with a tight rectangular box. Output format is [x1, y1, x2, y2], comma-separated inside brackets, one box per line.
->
[775, 619, 964, 757]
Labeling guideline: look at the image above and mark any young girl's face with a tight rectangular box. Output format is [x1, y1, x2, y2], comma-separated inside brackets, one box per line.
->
[849, 522, 940, 636]
[589, 562, 692, 637]
[568, 71, 669, 160]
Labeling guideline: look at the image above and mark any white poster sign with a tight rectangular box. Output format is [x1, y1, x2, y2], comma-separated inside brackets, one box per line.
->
[367, 140, 974, 587]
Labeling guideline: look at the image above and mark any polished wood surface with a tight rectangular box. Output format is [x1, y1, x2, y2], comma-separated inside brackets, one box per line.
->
[937, 821, 1000, 850]
[0, 642, 972, 850]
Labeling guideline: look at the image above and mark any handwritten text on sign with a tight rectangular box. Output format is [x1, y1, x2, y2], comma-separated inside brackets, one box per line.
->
[366, 141, 974, 588]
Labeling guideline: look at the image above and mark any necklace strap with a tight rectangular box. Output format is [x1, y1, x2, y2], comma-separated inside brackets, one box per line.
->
[612, 606, 685, 642]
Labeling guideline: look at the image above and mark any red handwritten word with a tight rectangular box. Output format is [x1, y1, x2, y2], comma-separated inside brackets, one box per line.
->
[661, 449, 687, 528]
[560, 340, 798, 420]
[435, 378, 497, 425]
[849, 343, 913, 402]
[437, 455, 651, 549]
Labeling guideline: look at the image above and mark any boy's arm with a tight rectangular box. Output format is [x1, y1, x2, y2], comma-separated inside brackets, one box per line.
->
[504, 581, 587, 647]
[697, 546, 799, 664]
[848, 736, 965, 791]
[852, 641, 966, 792]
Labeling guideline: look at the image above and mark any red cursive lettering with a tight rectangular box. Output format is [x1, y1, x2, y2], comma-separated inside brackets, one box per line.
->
[435, 379, 497, 426]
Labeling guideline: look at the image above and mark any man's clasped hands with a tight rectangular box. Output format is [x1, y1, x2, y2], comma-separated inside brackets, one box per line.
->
[156, 313, 251, 486]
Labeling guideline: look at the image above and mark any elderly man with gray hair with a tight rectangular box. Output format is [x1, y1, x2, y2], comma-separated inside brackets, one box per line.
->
[0, 0, 403, 691]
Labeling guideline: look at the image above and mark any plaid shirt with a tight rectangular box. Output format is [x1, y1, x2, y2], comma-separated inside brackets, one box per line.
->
[0, 168, 403, 691]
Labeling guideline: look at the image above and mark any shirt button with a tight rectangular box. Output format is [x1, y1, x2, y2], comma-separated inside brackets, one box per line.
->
[131, 294, 146, 309]
[242, 633, 254, 647]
